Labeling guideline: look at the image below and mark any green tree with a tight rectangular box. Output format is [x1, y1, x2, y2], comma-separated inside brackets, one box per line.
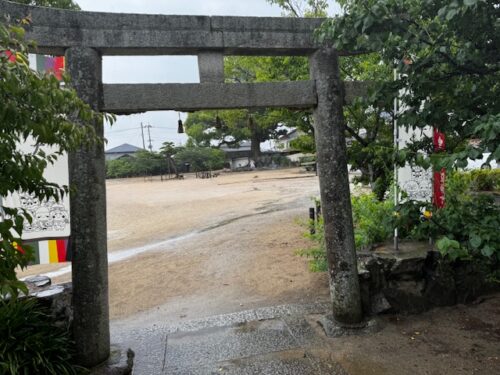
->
[174, 147, 225, 172]
[266, 1, 396, 198]
[11, 0, 80, 10]
[341, 53, 394, 199]
[185, 0, 328, 164]
[0, 20, 109, 298]
[318, 0, 500, 170]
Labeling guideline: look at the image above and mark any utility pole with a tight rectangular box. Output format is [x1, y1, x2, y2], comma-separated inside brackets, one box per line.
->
[140, 122, 146, 150]
[145, 124, 153, 152]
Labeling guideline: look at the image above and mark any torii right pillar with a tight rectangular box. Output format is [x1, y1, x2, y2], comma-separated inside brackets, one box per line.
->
[310, 48, 363, 325]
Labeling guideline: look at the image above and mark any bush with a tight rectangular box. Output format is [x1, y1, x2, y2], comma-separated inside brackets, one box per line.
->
[296, 217, 328, 272]
[106, 151, 170, 179]
[419, 172, 500, 262]
[174, 147, 225, 172]
[298, 170, 500, 272]
[469, 169, 500, 192]
[351, 193, 393, 250]
[297, 194, 395, 272]
[0, 299, 83, 375]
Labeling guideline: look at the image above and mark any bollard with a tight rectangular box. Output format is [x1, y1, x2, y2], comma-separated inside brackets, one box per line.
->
[309, 207, 316, 235]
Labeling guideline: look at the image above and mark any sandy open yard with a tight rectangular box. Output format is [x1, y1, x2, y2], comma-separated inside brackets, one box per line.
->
[21, 168, 330, 321]
[19, 168, 500, 374]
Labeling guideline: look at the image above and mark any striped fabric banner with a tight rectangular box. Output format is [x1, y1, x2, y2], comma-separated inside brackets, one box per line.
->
[23, 54, 68, 265]
[26, 238, 69, 265]
[35, 55, 65, 80]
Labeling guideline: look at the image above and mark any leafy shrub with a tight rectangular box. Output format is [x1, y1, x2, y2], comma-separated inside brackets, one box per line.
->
[298, 170, 500, 272]
[351, 193, 393, 250]
[296, 217, 328, 272]
[469, 169, 500, 192]
[420, 172, 500, 262]
[0, 298, 84, 375]
[297, 194, 395, 271]
[106, 151, 169, 179]
[174, 147, 225, 172]
[0, 21, 107, 299]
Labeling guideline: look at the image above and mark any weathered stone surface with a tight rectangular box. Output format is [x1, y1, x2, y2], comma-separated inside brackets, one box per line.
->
[357, 244, 499, 315]
[90, 345, 134, 375]
[310, 48, 362, 325]
[0, 0, 325, 56]
[25, 275, 51, 288]
[370, 292, 392, 314]
[66, 46, 110, 367]
[383, 280, 428, 314]
[102, 82, 317, 113]
[30, 282, 73, 326]
[102, 81, 367, 114]
[374, 243, 429, 280]
[423, 254, 457, 307]
[198, 53, 224, 83]
[317, 314, 380, 337]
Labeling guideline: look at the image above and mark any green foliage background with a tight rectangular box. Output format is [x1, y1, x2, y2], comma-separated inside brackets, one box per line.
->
[106, 147, 226, 178]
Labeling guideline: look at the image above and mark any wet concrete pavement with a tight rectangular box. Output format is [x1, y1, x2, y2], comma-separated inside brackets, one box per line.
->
[111, 302, 347, 374]
[111, 294, 500, 374]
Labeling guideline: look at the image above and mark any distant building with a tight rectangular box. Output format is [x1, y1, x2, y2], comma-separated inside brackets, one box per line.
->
[275, 129, 314, 163]
[105, 143, 144, 161]
[220, 141, 253, 170]
[275, 128, 300, 152]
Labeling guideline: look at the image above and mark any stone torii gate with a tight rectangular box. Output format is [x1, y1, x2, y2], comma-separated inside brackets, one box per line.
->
[1, 0, 366, 367]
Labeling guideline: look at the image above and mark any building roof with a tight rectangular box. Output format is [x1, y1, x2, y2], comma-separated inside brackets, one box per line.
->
[278, 128, 298, 140]
[105, 143, 144, 154]
[220, 140, 252, 152]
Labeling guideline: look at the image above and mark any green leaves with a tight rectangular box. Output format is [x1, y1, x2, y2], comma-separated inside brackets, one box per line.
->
[1, 20, 108, 299]
[0, 298, 82, 375]
[436, 236, 468, 261]
[318, 0, 499, 180]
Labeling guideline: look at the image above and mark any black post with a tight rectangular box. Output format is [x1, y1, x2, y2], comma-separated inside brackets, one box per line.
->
[309, 207, 316, 235]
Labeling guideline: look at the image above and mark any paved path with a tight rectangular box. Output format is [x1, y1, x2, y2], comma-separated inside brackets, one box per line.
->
[111, 303, 346, 375]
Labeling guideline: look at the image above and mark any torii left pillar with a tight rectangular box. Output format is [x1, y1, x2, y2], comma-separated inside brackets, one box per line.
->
[65, 47, 110, 367]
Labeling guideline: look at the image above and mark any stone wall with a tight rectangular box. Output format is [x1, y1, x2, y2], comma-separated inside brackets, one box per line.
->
[25, 276, 72, 327]
[358, 242, 499, 315]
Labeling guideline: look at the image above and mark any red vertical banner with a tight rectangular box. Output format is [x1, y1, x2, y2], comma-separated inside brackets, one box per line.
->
[53, 56, 65, 80]
[5, 50, 16, 62]
[433, 129, 446, 208]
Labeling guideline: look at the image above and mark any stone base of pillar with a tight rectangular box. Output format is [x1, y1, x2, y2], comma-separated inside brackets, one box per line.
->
[89, 345, 134, 375]
[317, 315, 380, 338]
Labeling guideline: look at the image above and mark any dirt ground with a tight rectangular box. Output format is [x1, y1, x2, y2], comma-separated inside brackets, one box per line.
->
[21, 168, 330, 320]
[326, 294, 500, 374]
[19, 168, 500, 374]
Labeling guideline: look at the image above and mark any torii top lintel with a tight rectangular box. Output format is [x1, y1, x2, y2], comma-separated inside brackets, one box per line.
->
[0, 0, 332, 56]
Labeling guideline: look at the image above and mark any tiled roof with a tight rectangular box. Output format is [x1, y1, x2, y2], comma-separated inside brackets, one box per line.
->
[105, 143, 143, 154]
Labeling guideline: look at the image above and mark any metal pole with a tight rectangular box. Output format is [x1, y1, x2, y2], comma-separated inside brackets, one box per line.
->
[393, 68, 399, 252]
[140, 122, 146, 150]
[146, 124, 153, 152]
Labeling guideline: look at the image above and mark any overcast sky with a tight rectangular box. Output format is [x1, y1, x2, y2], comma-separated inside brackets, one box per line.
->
[74, 0, 341, 151]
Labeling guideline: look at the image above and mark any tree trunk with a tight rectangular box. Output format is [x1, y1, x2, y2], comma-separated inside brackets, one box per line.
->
[249, 116, 261, 163]
[250, 133, 261, 163]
